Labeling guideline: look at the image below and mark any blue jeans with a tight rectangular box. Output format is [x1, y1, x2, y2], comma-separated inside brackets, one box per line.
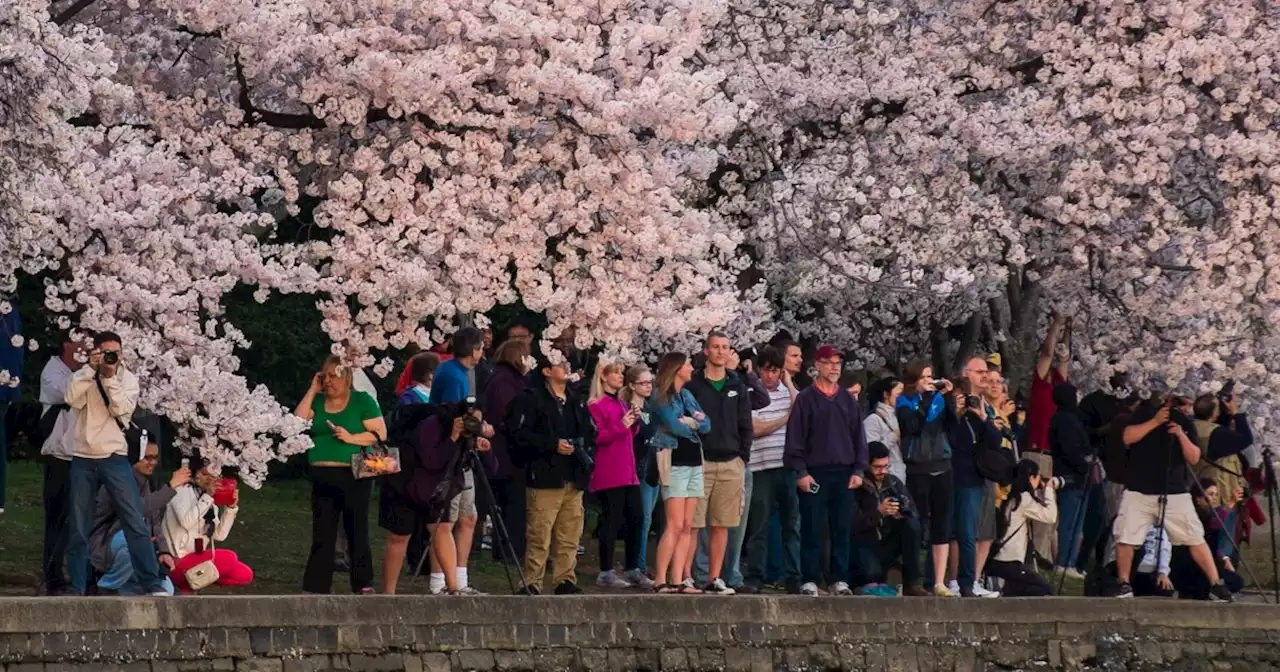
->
[799, 466, 854, 585]
[951, 486, 984, 588]
[744, 468, 800, 586]
[694, 469, 752, 587]
[98, 531, 174, 596]
[1076, 484, 1108, 572]
[67, 455, 163, 594]
[1056, 487, 1087, 569]
[636, 482, 660, 573]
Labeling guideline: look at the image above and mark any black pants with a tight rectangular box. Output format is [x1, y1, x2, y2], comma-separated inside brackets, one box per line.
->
[744, 468, 801, 586]
[42, 457, 72, 594]
[596, 485, 642, 571]
[304, 466, 374, 593]
[906, 470, 954, 546]
[850, 516, 922, 587]
[1170, 547, 1243, 599]
[478, 476, 527, 562]
[987, 559, 1052, 596]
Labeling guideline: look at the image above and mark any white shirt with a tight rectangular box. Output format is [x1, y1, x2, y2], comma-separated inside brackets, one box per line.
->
[995, 488, 1058, 563]
[39, 357, 76, 460]
[864, 402, 905, 483]
[163, 486, 239, 558]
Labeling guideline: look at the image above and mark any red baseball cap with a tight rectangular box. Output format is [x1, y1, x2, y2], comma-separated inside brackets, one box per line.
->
[815, 345, 842, 361]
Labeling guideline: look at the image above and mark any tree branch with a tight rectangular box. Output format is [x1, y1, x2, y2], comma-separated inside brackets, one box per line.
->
[51, 0, 96, 26]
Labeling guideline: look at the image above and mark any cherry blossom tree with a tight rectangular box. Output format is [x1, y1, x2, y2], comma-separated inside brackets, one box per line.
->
[708, 0, 1280, 431]
[1, 0, 763, 483]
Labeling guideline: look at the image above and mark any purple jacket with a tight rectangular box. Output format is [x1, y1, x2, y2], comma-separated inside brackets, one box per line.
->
[406, 414, 496, 508]
[483, 362, 528, 479]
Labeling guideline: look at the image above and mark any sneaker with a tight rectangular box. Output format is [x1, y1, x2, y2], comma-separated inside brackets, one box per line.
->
[933, 583, 957, 598]
[799, 582, 820, 596]
[148, 590, 171, 597]
[904, 585, 932, 597]
[457, 586, 485, 596]
[1064, 568, 1087, 581]
[596, 570, 633, 589]
[516, 584, 540, 596]
[739, 580, 763, 595]
[554, 580, 583, 595]
[704, 578, 736, 595]
[358, 587, 376, 595]
[783, 580, 803, 595]
[1115, 582, 1134, 599]
[1209, 581, 1235, 603]
[625, 570, 656, 590]
[576, 544, 586, 557]
[946, 580, 961, 594]
[972, 582, 999, 598]
[868, 584, 899, 597]
[830, 581, 853, 596]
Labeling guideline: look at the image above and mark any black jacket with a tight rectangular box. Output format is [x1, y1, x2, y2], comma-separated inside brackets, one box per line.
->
[506, 382, 597, 491]
[1049, 382, 1092, 487]
[851, 474, 916, 543]
[685, 369, 753, 464]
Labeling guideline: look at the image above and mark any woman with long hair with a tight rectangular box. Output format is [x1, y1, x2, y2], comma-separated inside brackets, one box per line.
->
[295, 355, 386, 594]
[864, 376, 905, 482]
[587, 360, 650, 589]
[620, 364, 660, 581]
[649, 352, 710, 594]
[895, 359, 955, 596]
[986, 459, 1058, 596]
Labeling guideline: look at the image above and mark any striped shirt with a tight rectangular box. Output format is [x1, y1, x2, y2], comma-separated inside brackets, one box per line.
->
[750, 384, 792, 472]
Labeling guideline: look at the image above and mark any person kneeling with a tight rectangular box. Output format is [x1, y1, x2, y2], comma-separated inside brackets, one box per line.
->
[383, 400, 494, 595]
[850, 442, 923, 596]
[164, 458, 252, 592]
[90, 440, 184, 595]
[986, 460, 1058, 597]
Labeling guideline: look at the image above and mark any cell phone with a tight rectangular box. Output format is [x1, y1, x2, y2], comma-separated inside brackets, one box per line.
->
[808, 482, 821, 495]
[180, 458, 189, 469]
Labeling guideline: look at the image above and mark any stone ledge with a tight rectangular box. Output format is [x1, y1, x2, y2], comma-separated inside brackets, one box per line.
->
[0, 595, 1275, 634]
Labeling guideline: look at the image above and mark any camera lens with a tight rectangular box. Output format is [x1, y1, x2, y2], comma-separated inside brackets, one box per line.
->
[103, 351, 119, 365]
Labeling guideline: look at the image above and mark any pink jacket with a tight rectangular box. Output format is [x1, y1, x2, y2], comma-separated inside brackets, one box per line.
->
[587, 395, 641, 492]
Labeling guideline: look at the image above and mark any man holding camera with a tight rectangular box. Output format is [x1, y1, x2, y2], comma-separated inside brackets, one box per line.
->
[63, 332, 166, 596]
[850, 442, 924, 596]
[1112, 397, 1233, 601]
[508, 352, 596, 595]
[1189, 389, 1253, 509]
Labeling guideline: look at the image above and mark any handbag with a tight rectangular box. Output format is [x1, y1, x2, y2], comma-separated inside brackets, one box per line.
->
[351, 443, 402, 479]
[184, 503, 220, 591]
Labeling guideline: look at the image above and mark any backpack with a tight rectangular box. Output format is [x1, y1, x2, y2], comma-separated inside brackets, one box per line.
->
[975, 441, 1017, 485]
[382, 402, 440, 494]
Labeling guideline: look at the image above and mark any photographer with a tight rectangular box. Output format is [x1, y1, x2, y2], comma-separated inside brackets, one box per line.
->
[1112, 397, 1232, 601]
[508, 351, 596, 595]
[1190, 390, 1253, 515]
[391, 399, 494, 595]
[850, 442, 924, 596]
[986, 460, 1058, 597]
[895, 360, 955, 597]
[63, 332, 166, 597]
[945, 380, 1002, 598]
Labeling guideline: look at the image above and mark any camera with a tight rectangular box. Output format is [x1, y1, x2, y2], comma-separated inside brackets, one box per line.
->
[568, 437, 594, 472]
[102, 351, 119, 366]
[1049, 476, 1065, 490]
[458, 396, 484, 439]
[931, 378, 948, 387]
[965, 395, 981, 409]
[1219, 380, 1235, 404]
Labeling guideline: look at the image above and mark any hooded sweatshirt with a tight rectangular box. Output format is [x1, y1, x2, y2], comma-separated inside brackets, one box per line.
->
[1048, 382, 1092, 487]
[65, 366, 141, 460]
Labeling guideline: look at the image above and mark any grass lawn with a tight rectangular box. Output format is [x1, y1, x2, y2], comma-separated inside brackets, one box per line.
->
[3, 458, 1277, 599]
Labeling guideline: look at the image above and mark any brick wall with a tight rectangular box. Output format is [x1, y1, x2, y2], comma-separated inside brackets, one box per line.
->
[0, 596, 1276, 671]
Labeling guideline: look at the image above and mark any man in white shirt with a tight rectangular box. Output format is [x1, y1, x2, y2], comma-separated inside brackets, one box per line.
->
[63, 331, 166, 597]
[38, 335, 83, 595]
[741, 346, 801, 594]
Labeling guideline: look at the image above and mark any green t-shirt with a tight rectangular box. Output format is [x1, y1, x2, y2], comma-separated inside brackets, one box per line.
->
[308, 391, 382, 464]
[708, 376, 727, 392]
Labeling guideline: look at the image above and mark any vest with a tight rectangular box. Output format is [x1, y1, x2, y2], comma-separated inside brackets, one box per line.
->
[1192, 419, 1243, 502]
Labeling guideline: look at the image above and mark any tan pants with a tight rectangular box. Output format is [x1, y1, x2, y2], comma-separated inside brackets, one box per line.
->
[524, 484, 584, 591]
[1025, 452, 1056, 559]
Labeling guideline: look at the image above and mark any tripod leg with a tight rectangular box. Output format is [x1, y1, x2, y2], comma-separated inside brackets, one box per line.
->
[472, 468, 530, 593]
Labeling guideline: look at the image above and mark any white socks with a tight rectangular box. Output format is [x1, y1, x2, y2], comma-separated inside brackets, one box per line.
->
[429, 572, 446, 593]
[456, 567, 468, 589]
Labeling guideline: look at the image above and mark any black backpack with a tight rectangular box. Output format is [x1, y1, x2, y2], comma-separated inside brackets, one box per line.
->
[975, 441, 1017, 485]
[382, 402, 440, 493]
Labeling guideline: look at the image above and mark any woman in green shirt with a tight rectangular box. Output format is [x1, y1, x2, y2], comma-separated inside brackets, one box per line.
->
[295, 355, 386, 594]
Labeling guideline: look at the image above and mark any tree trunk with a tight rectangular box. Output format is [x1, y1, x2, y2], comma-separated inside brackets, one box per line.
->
[998, 268, 1043, 398]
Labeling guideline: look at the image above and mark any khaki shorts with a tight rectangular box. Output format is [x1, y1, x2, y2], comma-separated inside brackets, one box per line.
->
[694, 458, 745, 528]
[1113, 491, 1204, 547]
[449, 470, 478, 520]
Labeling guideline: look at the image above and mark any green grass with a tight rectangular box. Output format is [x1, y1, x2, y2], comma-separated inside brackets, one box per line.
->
[0, 460, 514, 595]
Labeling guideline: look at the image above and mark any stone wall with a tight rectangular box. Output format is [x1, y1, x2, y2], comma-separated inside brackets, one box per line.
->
[0, 596, 1277, 671]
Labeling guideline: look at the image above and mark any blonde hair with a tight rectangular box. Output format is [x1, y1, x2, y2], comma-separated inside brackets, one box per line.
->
[589, 359, 626, 403]
[321, 355, 354, 395]
[620, 364, 652, 407]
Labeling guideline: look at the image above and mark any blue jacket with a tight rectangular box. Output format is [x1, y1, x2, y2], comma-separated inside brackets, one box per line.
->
[649, 388, 710, 451]
[0, 304, 22, 403]
[896, 391, 951, 475]
[429, 359, 470, 405]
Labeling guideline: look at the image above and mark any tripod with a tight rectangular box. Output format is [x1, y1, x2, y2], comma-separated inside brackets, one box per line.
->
[412, 444, 528, 595]
[1264, 449, 1280, 603]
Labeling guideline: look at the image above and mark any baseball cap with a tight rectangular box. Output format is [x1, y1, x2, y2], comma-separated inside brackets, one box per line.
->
[815, 345, 842, 361]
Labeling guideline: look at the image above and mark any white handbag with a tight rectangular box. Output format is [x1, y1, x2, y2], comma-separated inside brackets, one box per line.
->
[184, 536, 220, 591]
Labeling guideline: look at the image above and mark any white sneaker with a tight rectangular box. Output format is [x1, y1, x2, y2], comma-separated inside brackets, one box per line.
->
[704, 578, 735, 595]
[972, 582, 999, 598]
[625, 570, 656, 590]
[799, 582, 819, 596]
[946, 580, 961, 594]
[596, 570, 633, 589]
[830, 581, 853, 596]
[1064, 568, 1087, 581]
[456, 586, 486, 596]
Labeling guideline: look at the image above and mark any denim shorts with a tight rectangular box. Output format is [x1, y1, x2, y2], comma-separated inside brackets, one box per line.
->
[663, 465, 705, 500]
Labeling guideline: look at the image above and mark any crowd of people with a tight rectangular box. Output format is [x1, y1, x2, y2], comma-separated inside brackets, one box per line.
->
[23, 312, 1265, 602]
